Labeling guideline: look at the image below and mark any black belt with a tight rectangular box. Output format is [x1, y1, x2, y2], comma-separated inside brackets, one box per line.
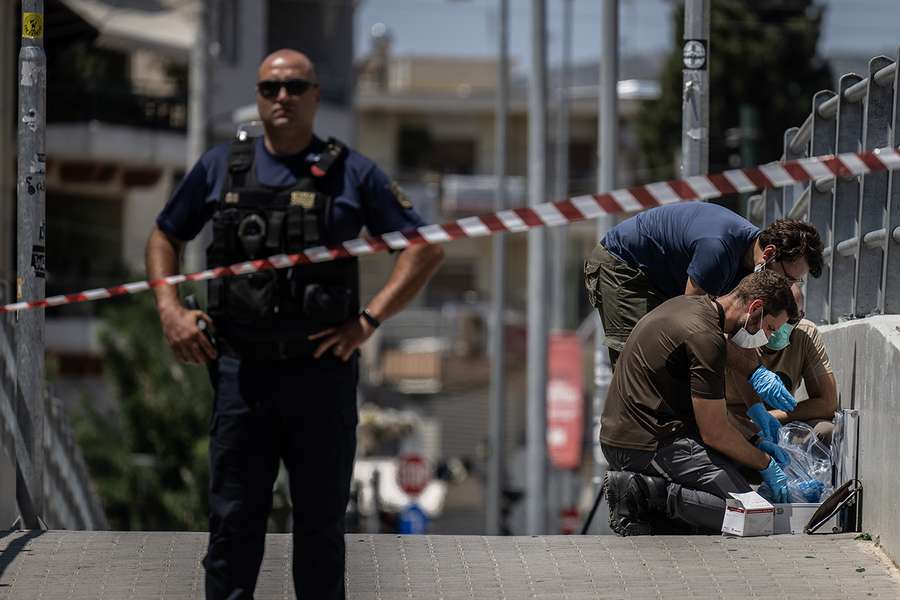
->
[217, 336, 315, 361]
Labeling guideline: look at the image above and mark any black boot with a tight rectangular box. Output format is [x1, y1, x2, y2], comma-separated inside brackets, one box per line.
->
[605, 471, 651, 536]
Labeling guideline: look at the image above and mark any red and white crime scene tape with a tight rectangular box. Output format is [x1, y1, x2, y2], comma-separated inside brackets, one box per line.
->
[4, 146, 900, 315]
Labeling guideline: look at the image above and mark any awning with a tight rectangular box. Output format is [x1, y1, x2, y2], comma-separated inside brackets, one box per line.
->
[59, 0, 197, 62]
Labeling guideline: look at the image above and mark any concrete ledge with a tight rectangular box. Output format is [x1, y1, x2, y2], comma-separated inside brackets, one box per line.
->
[820, 316, 900, 566]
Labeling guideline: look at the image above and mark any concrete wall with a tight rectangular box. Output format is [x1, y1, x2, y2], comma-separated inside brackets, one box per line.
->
[819, 316, 900, 565]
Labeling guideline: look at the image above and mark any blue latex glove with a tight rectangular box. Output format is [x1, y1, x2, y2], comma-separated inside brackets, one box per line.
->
[747, 402, 781, 443]
[759, 458, 790, 503]
[797, 480, 825, 502]
[756, 439, 791, 467]
[749, 366, 797, 412]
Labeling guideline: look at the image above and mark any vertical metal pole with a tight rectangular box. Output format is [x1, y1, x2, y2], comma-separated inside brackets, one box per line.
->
[884, 48, 900, 316]
[830, 74, 864, 323]
[184, 0, 209, 275]
[806, 90, 837, 324]
[855, 56, 894, 317]
[590, 0, 617, 531]
[551, 0, 573, 332]
[486, 0, 509, 537]
[16, 0, 46, 529]
[526, 0, 548, 535]
[0, 0, 14, 295]
[680, 0, 709, 177]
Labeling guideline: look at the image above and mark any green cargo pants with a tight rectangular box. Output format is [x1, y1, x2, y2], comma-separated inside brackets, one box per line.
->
[583, 243, 668, 368]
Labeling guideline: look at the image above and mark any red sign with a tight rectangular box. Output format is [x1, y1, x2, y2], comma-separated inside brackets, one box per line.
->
[396, 453, 430, 496]
[546, 332, 584, 470]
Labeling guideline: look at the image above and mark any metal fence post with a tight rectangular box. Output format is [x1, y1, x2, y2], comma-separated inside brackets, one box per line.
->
[16, 0, 46, 529]
[806, 91, 837, 324]
[767, 127, 803, 226]
[829, 74, 864, 323]
[854, 56, 894, 317]
[885, 49, 900, 315]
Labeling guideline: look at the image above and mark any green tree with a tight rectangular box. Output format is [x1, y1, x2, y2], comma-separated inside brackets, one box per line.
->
[636, 0, 832, 183]
[75, 291, 212, 531]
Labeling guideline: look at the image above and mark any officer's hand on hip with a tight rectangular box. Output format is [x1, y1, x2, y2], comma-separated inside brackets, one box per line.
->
[160, 304, 217, 364]
[309, 314, 376, 361]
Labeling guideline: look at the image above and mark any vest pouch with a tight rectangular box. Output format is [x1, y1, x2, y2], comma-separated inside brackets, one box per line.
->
[302, 283, 353, 327]
[225, 269, 278, 323]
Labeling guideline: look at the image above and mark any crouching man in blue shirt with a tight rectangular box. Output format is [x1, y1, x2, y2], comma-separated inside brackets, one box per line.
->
[584, 203, 824, 433]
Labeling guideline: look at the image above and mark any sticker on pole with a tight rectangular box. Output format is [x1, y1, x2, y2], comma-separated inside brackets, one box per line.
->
[22, 13, 44, 39]
[396, 453, 430, 497]
[683, 39, 707, 70]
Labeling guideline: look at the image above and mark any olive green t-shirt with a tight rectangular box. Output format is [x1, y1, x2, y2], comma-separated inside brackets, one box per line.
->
[725, 319, 833, 412]
[600, 295, 726, 451]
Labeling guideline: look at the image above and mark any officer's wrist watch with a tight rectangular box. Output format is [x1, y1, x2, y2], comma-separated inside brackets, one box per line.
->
[360, 308, 381, 329]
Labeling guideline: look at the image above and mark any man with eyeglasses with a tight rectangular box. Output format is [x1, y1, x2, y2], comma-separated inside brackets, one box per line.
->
[726, 284, 838, 446]
[146, 49, 444, 599]
[583, 203, 824, 426]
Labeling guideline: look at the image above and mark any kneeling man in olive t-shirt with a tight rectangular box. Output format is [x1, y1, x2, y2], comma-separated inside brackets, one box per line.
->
[599, 270, 798, 535]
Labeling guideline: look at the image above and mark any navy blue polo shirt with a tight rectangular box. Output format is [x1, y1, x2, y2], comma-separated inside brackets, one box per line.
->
[156, 136, 426, 244]
[602, 203, 760, 298]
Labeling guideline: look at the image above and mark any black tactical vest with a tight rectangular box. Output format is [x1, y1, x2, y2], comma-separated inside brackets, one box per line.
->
[206, 136, 359, 358]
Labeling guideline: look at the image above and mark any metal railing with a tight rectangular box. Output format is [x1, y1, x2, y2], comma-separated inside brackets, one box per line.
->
[751, 49, 900, 324]
[0, 306, 107, 530]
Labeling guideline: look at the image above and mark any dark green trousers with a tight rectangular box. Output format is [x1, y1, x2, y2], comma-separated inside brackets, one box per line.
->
[583, 243, 668, 368]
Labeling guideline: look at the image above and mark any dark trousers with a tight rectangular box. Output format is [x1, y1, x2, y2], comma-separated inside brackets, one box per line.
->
[583, 244, 668, 369]
[602, 438, 753, 532]
[204, 354, 358, 600]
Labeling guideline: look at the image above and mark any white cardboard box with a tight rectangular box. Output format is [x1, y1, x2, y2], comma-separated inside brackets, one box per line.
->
[721, 491, 774, 536]
[773, 502, 839, 534]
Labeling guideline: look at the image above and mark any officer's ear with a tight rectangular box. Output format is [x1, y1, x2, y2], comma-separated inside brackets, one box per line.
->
[761, 244, 778, 263]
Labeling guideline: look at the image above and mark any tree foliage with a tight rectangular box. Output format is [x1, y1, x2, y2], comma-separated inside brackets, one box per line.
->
[636, 0, 833, 182]
[75, 291, 212, 531]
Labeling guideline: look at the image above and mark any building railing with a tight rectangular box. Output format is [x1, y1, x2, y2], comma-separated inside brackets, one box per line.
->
[48, 84, 187, 132]
[751, 49, 900, 325]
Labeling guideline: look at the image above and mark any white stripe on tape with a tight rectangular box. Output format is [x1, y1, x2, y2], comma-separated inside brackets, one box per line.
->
[305, 246, 334, 262]
[722, 169, 758, 193]
[496, 210, 529, 232]
[610, 189, 643, 212]
[383, 232, 411, 249]
[837, 153, 869, 175]
[533, 203, 568, 226]
[684, 176, 719, 199]
[759, 164, 795, 188]
[44, 296, 68, 306]
[344, 238, 374, 255]
[874, 147, 900, 171]
[123, 282, 150, 294]
[268, 254, 294, 269]
[795, 157, 833, 180]
[419, 224, 452, 243]
[83, 289, 112, 301]
[571, 195, 605, 219]
[457, 216, 491, 237]
[645, 182, 681, 205]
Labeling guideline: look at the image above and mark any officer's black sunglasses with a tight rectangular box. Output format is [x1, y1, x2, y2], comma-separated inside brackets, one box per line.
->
[256, 79, 318, 99]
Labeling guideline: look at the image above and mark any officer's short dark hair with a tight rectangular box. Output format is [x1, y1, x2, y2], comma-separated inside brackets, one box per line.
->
[732, 270, 798, 321]
[758, 219, 824, 278]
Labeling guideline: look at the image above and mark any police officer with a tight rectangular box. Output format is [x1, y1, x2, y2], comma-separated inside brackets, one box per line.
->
[146, 49, 444, 600]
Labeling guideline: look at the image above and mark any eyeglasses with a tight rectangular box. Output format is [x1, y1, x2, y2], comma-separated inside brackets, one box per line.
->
[776, 260, 805, 284]
[257, 79, 318, 99]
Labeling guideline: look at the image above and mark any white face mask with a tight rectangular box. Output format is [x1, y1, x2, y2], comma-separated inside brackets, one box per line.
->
[730, 306, 769, 349]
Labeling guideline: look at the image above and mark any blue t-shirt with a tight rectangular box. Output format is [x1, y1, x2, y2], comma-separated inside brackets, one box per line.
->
[156, 136, 426, 244]
[602, 203, 759, 298]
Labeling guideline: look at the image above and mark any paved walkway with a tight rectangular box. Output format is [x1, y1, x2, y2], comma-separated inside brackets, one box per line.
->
[0, 531, 897, 599]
